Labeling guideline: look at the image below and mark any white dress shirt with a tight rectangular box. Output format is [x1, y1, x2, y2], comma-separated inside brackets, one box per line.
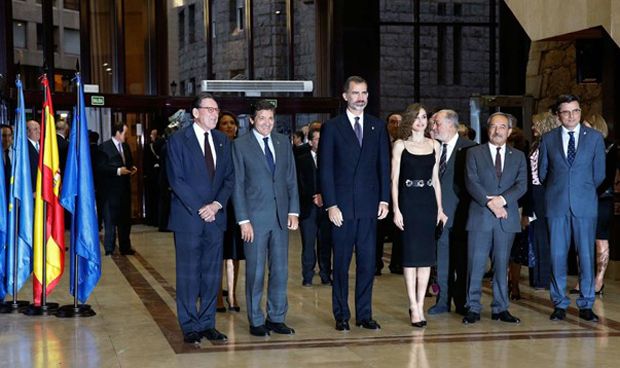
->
[193, 123, 217, 167]
[443, 132, 460, 162]
[561, 123, 581, 157]
[488, 142, 506, 171]
[252, 129, 276, 163]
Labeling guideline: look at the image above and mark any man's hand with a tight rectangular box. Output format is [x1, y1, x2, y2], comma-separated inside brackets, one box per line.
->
[520, 215, 529, 230]
[328, 206, 343, 227]
[119, 167, 132, 175]
[288, 215, 299, 230]
[486, 195, 505, 212]
[129, 166, 138, 176]
[377, 203, 389, 220]
[240, 222, 254, 243]
[312, 194, 323, 207]
[492, 207, 508, 219]
[198, 202, 220, 222]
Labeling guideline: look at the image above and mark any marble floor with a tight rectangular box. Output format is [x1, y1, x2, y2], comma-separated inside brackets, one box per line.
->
[0, 225, 618, 368]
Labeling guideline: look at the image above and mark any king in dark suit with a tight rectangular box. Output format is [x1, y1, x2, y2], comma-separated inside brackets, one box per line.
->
[166, 93, 233, 344]
[232, 99, 299, 337]
[428, 109, 475, 316]
[539, 94, 606, 323]
[319, 76, 390, 331]
[463, 112, 527, 325]
[97, 122, 137, 256]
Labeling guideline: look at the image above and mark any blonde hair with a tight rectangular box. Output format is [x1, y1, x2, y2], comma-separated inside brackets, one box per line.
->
[532, 112, 560, 136]
[585, 114, 608, 138]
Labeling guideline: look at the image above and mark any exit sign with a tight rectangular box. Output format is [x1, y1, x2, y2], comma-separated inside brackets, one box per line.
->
[91, 95, 105, 106]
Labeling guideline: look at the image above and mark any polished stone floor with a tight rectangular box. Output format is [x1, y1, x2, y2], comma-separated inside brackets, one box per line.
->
[0, 225, 618, 367]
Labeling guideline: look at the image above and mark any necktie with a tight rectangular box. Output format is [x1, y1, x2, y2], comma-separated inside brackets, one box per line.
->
[439, 143, 448, 177]
[264, 137, 275, 175]
[117, 142, 126, 165]
[204, 132, 215, 178]
[567, 131, 576, 165]
[354, 117, 363, 146]
[495, 146, 502, 179]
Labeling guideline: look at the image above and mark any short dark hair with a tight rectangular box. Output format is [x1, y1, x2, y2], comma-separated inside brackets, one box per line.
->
[386, 112, 401, 122]
[343, 76, 367, 93]
[216, 111, 239, 129]
[308, 127, 320, 141]
[0, 124, 13, 133]
[192, 92, 216, 110]
[293, 130, 304, 141]
[554, 94, 580, 113]
[251, 99, 276, 119]
[112, 121, 127, 136]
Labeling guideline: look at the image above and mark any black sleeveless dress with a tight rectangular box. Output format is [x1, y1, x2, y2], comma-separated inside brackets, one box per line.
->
[398, 149, 437, 267]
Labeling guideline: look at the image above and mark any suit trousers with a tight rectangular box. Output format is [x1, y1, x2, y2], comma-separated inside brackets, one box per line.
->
[548, 215, 596, 309]
[332, 217, 377, 322]
[300, 206, 332, 283]
[244, 218, 289, 327]
[174, 227, 223, 334]
[466, 225, 515, 314]
[102, 200, 132, 253]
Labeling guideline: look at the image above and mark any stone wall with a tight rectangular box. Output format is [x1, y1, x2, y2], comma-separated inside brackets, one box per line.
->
[526, 41, 602, 116]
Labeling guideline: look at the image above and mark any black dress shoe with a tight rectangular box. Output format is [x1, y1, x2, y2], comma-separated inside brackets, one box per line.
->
[578, 309, 599, 322]
[201, 328, 227, 342]
[104, 251, 113, 256]
[491, 310, 520, 324]
[550, 308, 566, 321]
[249, 325, 270, 336]
[455, 306, 469, 316]
[265, 320, 295, 335]
[120, 248, 136, 255]
[302, 281, 312, 287]
[216, 306, 227, 313]
[321, 278, 332, 285]
[569, 288, 580, 295]
[356, 319, 381, 330]
[183, 332, 202, 344]
[462, 311, 481, 324]
[335, 320, 350, 331]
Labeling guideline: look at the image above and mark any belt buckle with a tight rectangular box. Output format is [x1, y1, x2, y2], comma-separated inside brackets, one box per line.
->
[405, 179, 414, 188]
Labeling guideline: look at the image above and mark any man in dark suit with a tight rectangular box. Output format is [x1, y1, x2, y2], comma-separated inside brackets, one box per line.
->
[319, 76, 390, 331]
[97, 121, 137, 256]
[144, 128, 162, 226]
[539, 94, 606, 322]
[463, 112, 527, 325]
[232, 99, 299, 337]
[56, 119, 69, 173]
[166, 93, 233, 344]
[1, 124, 13, 196]
[26, 120, 40, 188]
[296, 127, 332, 286]
[429, 109, 476, 316]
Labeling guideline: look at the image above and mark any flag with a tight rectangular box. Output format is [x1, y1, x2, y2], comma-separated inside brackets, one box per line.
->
[5, 77, 34, 297]
[33, 75, 65, 305]
[0, 130, 7, 300]
[60, 73, 101, 303]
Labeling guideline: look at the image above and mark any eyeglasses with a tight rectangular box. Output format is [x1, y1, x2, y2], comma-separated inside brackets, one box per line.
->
[197, 106, 220, 114]
[558, 108, 581, 117]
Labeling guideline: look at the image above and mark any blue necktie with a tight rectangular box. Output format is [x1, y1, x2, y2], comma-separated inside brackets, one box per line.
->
[567, 131, 576, 165]
[354, 117, 363, 146]
[263, 137, 275, 175]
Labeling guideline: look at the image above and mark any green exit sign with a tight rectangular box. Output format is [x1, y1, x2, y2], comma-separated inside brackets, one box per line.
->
[91, 95, 105, 106]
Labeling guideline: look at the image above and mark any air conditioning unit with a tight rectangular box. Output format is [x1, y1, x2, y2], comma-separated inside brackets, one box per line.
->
[200, 80, 313, 97]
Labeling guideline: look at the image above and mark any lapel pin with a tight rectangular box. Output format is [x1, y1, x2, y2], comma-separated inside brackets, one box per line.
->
[371, 126, 375, 130]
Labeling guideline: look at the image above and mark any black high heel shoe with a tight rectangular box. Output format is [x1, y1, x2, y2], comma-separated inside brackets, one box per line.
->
[226, 297, 241, 312]
[409, 309, 426, 328]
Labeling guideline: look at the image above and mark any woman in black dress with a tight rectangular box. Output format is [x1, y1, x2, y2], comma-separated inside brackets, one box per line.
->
[215, 111, 245, 312]
[392, 104, 447, 327]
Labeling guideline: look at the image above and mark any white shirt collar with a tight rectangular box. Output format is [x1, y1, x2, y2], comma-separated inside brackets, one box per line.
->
[346, 109, 363, 126]
[561, 123, 581, 135]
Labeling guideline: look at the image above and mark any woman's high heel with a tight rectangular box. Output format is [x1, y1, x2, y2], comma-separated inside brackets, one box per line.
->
[226, 296, 240, 312]
[595, 284, 605, 296]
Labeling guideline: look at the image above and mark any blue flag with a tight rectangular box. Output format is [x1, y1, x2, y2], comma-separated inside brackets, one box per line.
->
[59, 73, 101, 303]
[5, 78, 34, 296]
[0, 131, 7, 300]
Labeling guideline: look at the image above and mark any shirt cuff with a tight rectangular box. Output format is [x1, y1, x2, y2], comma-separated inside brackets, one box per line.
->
[117, 168, 121, 176]
[380, 201, 389, 207]
[499, 196, 507, 206]
[238, 220, 250, 225]
[288, 213, 299, 217]
[326, 205, 338, 211]
[213, 201, 223, 209]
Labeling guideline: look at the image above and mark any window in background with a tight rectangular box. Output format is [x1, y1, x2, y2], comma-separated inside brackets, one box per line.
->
[13, 21, 27, 49]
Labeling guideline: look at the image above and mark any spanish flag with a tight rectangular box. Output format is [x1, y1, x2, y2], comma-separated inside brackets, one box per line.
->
[33, 75, 65, 305]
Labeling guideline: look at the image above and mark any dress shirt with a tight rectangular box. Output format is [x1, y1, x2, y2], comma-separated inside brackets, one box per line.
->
[561, 123, 581, 157]
[346, 109, 364, 133]
[488, 142, 506, 171]
[193, 123, 217, 167]
[442, 132, 460, 162]
[112, 137, 126, 176]
[310, 150, 318, 167]
[252, 129, 276, 164]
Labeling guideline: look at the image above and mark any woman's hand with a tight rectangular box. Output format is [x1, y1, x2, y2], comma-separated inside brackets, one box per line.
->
[437, 210, 448, 225]
[393, 209, 404, 231]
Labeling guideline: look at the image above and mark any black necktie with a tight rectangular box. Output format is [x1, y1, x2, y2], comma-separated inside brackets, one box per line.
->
[264, 137, 275, 175]
[204, 132, 215, 178]
[353, 117, 362, 146]
[567, 131, 576, 165]
[439, 143, 448, 177]
[495, 146, 502, 179]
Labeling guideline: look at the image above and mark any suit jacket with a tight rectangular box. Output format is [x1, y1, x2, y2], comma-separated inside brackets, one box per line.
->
[295, 150, 320, 220]
[28, 140, 38, 188]
[97, 139, 134, 209]
[318, 113, 390, 220]
[465, 143, 527, 233]
[232, 130, 300, 230]
[166, 125, 234, 233]
[538, 125, 605, 218]
[57, 134, 68, 175]
[439, 136, 476, 229]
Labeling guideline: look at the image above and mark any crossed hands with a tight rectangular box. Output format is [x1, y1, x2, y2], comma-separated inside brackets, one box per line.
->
[486, 196, 507, 219]
[198, 202, 220, 223]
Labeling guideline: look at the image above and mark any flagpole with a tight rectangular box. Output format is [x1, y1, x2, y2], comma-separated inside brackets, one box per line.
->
[57, 68, 96, 318]
[0, 74, 31, 314]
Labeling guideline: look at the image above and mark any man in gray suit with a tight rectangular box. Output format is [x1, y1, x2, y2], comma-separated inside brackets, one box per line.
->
[232, 99, 300, 337]
[539, 94, 605, 322]
[428, 109, 475, 316]
[463, 112, 527, 325]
